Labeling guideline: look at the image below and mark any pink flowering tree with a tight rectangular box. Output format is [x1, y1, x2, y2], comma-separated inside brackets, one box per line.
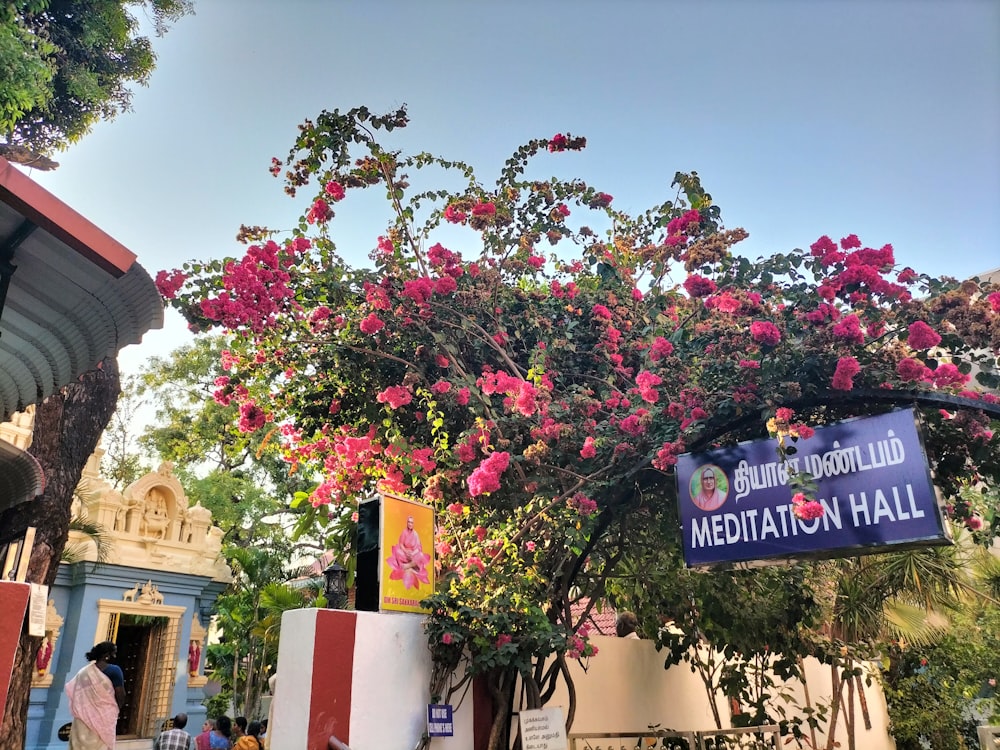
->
[160, 107, 1000, 746]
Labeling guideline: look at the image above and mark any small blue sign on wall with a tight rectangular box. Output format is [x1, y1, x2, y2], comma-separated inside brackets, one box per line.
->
[427, 703, 454, 737]
[676, 408, 949, 568]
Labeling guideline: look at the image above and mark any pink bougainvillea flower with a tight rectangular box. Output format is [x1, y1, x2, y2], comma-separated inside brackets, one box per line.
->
[431, 379, 451, 394]
[591, 304, 612, 320]
[443, 204, 467, 224]
[931, 363, 970, 389]
[467, 451, 511, 497]
[495, 634, 512, 649]
[456, 387, 471, 406]
[441, 633, 454, 645]
[238, 400, 267, 432]
[580, 436, 597, 459]
[648, 337, 674, 361]
[376, 385, 413, 409]
[359, 313, 385, 334]
[832, 314, 865, 345]
[840, 234, 862, 250]
[988, 292, 1000, 314]
[548, 133, 568, 152]
[569, 492, 598, 516]
[832, 356, 861, 391]
[306, 198, 332, 224]
[907, 321, 942, 350]
[471, 201, 496, 217]
[793, 424, 815, 439]
[683, 274, 717, 298]
[155, 269, 187, 299]
[325, 181, 346, 201]
[792, 499, 825, 520]
[750, 321, 781, 346]
[897, 357, 931, 382]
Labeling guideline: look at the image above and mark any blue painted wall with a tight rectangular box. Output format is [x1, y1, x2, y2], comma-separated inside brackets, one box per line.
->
[26, 562, 226, 750]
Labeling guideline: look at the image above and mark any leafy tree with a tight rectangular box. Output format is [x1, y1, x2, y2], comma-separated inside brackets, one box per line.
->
[0, 0, 191, 168]
[137, 336, 311, 541]
[160, 106, 1000, 748]
[100, 375, 152, 489]
[208, 545, 311, 719]
[0, 359, 120, 745]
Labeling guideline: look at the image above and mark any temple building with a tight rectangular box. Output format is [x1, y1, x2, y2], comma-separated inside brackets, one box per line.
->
[2, 413, 231, 749]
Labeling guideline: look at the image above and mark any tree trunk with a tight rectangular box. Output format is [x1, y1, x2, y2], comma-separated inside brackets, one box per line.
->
[0, 359, 121, 748]
[825, 663, 843, 750]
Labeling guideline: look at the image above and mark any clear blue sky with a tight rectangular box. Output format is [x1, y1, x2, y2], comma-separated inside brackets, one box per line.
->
[25, 0, 1000, 376]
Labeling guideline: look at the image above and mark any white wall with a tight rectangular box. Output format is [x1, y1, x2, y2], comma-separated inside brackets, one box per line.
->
[272, 610, 895, 750]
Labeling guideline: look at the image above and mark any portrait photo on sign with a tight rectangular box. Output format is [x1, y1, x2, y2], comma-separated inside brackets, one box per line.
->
[381, 494, 435, 613]
[690, 464, 729, 511]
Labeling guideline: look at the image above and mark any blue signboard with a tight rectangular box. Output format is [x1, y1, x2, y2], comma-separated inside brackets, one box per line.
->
[427, 704, 454, 737]
[676, 409, 949, 568]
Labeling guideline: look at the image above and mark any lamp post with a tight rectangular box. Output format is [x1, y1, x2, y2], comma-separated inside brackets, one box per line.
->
[323, 562, 348, 609]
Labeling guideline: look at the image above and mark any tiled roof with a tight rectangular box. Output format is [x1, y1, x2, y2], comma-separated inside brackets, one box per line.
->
[0, 157, 163, 422]
[571, 598, 619, 636]
[0, 157, 163, 510]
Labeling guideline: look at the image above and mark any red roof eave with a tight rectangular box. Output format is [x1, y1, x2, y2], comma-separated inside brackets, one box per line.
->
[0, 157, 135, 277]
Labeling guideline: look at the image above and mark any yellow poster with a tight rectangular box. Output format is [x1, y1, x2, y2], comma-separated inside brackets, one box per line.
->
[381, 493, 435, 613]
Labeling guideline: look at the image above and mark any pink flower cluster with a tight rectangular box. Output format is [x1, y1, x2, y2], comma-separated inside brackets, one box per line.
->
[652, 440, 684, 470]
[155, 269, 187, 299]
[648, 336, 674, 361]
[200, 240, 299, 334]
[569, 492, 598, 516]
[360, 313, 385, 334]
[635, 370, 663, 403]
[832, 314, 865, 345]
[443, 204, 466, 224]
[791, 493, 825, 520]
[478, 369, 543, 417]
[750, 321, 781, 346]
[664, 209, 700, 247]
[237, 400, 267, 432]
[907, 321, 942, 350]
[684, 274, 717, 298]
[832, 356, 861, 391]
[325, 181, 346, 201]
[467, 451, 511, 497]
[810, 235, 909, 302]
[580, 436, 597, 458]
[377, 385, 413, 409]
[988, 292, 1000, 314]
[306, 198, 333, 224]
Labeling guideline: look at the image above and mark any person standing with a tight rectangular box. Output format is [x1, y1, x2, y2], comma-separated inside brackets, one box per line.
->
[209, 716, 233, 749]
[233, 721, 264, 750]
[154, 714, 195, 750]
[64, 641, 126, 750]
[195, 720, 214, 750]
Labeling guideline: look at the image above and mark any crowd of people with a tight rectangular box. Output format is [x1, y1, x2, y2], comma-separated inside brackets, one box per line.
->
[65, 639, 270, 750]
[192, 715, 266, 750]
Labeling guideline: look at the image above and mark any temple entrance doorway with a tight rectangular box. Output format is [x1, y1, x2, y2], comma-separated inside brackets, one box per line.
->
[97, 597, 186, 739]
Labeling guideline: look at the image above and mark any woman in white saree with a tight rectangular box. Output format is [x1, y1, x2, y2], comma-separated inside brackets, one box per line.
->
[65, 641, 126, 750]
